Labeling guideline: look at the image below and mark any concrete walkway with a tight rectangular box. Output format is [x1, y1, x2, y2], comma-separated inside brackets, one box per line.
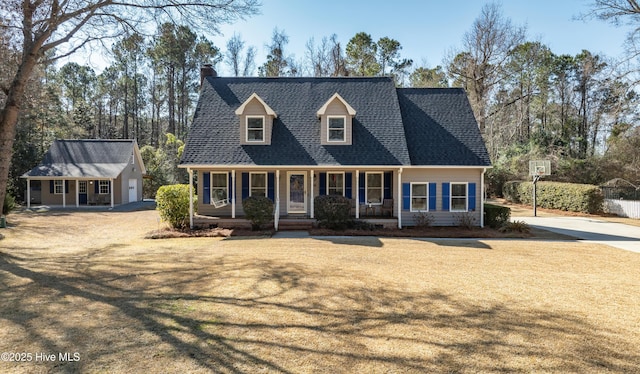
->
[513, 216, 640, 253]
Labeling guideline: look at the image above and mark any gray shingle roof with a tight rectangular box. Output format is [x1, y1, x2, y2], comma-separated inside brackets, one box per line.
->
[181, 77, 491, 168]
[23, 140, 135, 178]
[397, 88, 491, 166]
[181, 77, 412, 166]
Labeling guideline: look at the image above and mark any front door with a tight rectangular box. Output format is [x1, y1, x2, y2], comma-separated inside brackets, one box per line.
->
[79, 181, 88, 205]
[128, 179, 137, 203]
[287, 173, 306, 214]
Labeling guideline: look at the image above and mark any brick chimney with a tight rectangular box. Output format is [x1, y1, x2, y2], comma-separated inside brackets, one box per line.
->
[200, 64, 217, 87]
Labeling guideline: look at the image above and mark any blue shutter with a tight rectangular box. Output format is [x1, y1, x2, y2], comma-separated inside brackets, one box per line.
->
[228, 172, 233, 201]
[442, 183, 450, 211]
[402, 183, 410, 210]
[50, 180, 54, 193]
[384, 171, 392, 199]
[242, 173, 249, 200]
[345, 172, 352, 199]
[108, 180, 111, 194]
[267, 172, 275, 201]
[468, 182, 476, 211]
[203, 172, 210, 204]
[429, 183, 437, 211]
[358, 172, 365, 204]
[65, 181, 69, 194]
[319, 172, 326, 195]
[95, 180, 99, 193]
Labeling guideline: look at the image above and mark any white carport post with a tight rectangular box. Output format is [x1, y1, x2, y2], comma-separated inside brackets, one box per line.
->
[26, 179, 31, 209]
[75, 180, 79, 207]
[110, 178, 114, 207]
[480, 168, 486, 228]
[397, 168, 403, 228]
[231, 169, 236, 218]
[310, 170, 314, 219]
[355, 170, 360, 219]
[62, 179, 66, 207]
[188, 169, 194, 229]
[274, 170, 280, 231]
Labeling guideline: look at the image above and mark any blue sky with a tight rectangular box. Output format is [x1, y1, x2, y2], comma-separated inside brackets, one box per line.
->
[207, 0, 632, 75]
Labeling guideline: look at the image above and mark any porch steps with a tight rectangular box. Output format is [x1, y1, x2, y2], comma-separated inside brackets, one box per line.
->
[278, 219, 314, 231]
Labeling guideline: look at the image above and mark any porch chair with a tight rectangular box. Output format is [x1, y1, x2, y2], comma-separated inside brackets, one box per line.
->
[381, 198, 394, 217]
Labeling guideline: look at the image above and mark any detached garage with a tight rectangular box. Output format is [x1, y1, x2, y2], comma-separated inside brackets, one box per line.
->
[22, 139, 146, 208]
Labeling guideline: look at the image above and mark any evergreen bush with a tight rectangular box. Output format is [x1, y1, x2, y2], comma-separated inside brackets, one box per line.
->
[3, 192, 16, 216]
[242, 195, 274, 230]
[156, 184, 196, 229]
[484, 203, 511, 229]
[506, 181, 603, 214]
[314, 195, 351, 229]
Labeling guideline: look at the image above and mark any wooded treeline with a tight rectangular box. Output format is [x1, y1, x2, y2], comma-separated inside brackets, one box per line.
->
[2, 2, 639, 202]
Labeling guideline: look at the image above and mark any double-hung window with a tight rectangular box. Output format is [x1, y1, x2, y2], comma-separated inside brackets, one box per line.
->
[327, 172, 344, 195]
[246, 116, 265, 142]
[54, 180, 64, 195]
[410, 183, 428, 212]
[99, 180, 110, 194]
[327, 116, 346, 142]
[366, 172, 383, 204]
[250, 172, 267, 197]
[451, 183, 468, 211]
[211, 173, 228, 203]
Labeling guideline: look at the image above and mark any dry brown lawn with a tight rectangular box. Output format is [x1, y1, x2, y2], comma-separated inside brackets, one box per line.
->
[1, 210, 639, 373]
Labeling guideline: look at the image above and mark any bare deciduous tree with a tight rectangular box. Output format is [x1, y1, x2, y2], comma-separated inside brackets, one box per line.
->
[0, 0, 259, 213]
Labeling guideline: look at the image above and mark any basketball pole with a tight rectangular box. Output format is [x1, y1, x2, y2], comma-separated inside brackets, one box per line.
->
[533, 174, 540, 217]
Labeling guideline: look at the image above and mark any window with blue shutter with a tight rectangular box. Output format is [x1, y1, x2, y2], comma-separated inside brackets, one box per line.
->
[319, 172, 326, 195]
[94, 180, 99, 194]
[468, 182, 476, 211]
[402, 183, 410, 210]
[228, 173, 234, 202]
[358, 172, 365, 204]
[241, 173, 249, 200]
[267, 172, 275, 201]
[429, 183, 437, 211]
[383, 171, 392, 199]
[345, 172, 352, 199]
[50, 180, 54, 194]
[65, 181, 69, 194]
[442, 183, 450, 211]
[203, 172, 210, 204]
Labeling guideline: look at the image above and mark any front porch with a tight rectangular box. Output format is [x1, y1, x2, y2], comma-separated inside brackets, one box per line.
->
[193, 214, 399, 230]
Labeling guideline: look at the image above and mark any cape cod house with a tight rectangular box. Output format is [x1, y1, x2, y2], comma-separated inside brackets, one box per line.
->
[180, 66, 491, 229]
[22, 139, 146, 208]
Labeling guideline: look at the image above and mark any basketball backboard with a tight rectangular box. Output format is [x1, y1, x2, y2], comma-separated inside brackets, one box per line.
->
[529, 160, 551, 177]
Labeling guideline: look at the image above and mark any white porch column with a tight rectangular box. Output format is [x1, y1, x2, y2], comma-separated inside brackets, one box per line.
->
[480, 168, 486, 228]
[275, 170, 280, 231]
[231, 169, 236, 219]
[397, 168, 403, 229]
[75, 180, 79, 207]
[62, 179, 66, 207]
[26, 179, 31, 209]
[188, 169, 194, 229]
[355, 170, 360, 219]
[310, 170, 314, 219]
[110, 179, 114, 207]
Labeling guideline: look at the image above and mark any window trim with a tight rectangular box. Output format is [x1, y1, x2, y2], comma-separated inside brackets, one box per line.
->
[410, 182, 429, 212]
[327, 115, 346, 142]
[54, 180, 64, 195]
[246, 115, 265, 143]
[326, 172, 345, 196]
[210, 172, 229, 204]
[365, 172, 384, 205]
[249, 172, 268, 197]
[450, 182, 468, 212]
[99, 180, 110, 195]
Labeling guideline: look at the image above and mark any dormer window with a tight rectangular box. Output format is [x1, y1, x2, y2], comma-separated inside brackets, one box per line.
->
[327, 116, 346, 142]
[236, 93, 277, 145]
[246, 116, 265, 142]
[317, 93, 356, 146]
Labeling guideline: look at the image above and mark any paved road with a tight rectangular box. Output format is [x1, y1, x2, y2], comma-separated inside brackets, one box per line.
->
[513, 216, 640, 253]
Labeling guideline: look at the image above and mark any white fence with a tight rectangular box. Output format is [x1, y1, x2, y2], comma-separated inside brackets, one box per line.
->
[604, 199, 640, 219]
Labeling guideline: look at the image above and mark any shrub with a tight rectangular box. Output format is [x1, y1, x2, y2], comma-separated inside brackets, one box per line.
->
[314, 195, 351, 229]
[242, 195, 274, 230]
[499, 220, 531, 233]
[485, 167, 517, 198]
[156, 184, 196, 229]
[413, 211, 434, 228]
[502, 181, 522, 203]
[517, 181, 603, 214]
[484, 203, 511, 229]
[455, 212, 477, 230]
[3, 192, 16, 215]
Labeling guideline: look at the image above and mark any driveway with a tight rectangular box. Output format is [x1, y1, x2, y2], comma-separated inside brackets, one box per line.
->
[513, 216, 640, 253]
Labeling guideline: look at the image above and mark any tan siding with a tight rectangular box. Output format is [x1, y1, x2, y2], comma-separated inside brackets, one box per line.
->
[238, 99, 273, 145]
[320, 99, 353, 145]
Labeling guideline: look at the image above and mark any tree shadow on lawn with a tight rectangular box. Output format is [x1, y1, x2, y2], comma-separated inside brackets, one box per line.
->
[0, 250, 638, 373]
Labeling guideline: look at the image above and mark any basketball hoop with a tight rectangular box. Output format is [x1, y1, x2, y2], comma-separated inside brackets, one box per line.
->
[529, 160, 551, 217]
